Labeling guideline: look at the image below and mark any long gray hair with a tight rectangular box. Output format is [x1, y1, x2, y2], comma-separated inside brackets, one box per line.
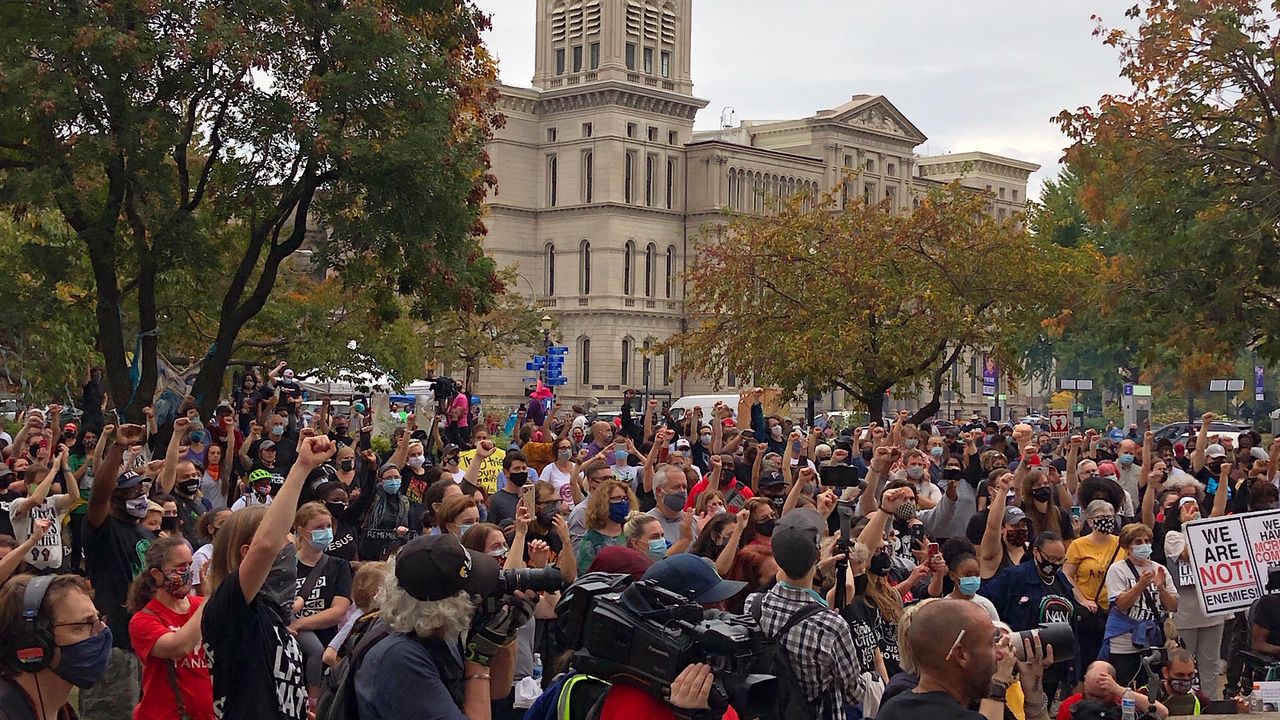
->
[378, 554, 476, 639]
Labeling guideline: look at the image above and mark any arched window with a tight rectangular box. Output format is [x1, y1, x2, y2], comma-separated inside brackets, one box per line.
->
[641, 339, 653, 385]
[621, 337, 632, 386]
[727, 167, 737, 210]
[579, 239, 591, 295]
[665, 245, 676, 298]
[662, 349, 671, 385]
[580, 337, 591, 384]
[544, 243, 556, 296]
[644, 243, 656, 297]
[623, 240, 635, 296]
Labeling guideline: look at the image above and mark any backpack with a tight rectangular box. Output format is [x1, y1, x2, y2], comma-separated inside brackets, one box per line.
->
[747, 595, 828, 720]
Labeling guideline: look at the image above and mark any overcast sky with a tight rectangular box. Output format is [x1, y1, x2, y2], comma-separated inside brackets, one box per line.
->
[473, 0, 1137, 198]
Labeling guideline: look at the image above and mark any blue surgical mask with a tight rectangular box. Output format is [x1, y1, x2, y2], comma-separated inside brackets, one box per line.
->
[382, 477, 401, 494]
[931, 446, 944, 458]
[309, 528, 334, 550]
[647, 538, 667, 559]
[608, 499, 630, 523]
[903, 439, 919, 449]
[458, 523, 474, 537]
[1118, 453, 1135, 465]
[614, 450, 629, 464]
[1131, 543, 1153, 560]
[958, 576, 982, 596]
[271, 425, 284, 437]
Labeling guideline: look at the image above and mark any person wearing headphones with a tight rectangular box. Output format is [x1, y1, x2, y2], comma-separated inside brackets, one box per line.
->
[0, 573, 113, 719]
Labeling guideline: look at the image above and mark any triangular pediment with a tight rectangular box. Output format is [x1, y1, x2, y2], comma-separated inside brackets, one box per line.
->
[819, 95, 928, 144]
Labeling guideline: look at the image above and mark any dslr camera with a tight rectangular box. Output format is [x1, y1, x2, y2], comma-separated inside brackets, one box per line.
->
[556, 573, 776, 717]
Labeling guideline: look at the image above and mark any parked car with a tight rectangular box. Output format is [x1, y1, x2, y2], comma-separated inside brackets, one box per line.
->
[1152, 420, 1252, 444]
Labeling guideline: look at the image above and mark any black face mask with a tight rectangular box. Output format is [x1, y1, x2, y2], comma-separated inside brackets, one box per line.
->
[755, 519, 776, 537]
[507, 471, 528, 488]
[869, 551, 893, 576]
[339, 459, 354, 472]
[325, 501, 347, 519]
[861, 449, 874, 462]
[177, 478, 201, 497]
[1036, 554, 1063, 579]
[1032, 487, 1053, 503]
[334, 425, 349, 436]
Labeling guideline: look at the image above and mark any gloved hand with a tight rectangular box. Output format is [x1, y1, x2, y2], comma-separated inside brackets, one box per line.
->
[465, 594, 536, 666]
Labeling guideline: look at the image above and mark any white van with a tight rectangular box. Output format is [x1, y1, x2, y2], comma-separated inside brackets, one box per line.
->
[669, 394, 742, 422]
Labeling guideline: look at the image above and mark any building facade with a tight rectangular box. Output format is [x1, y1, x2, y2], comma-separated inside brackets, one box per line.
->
[478, 0, 1045, 420]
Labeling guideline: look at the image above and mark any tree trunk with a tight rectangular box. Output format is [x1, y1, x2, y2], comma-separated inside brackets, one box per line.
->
[865, 390, 885, 425]
[909, 345, 967, 426]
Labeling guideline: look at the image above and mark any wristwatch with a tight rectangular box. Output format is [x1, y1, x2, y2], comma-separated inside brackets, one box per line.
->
[987, 679, 1010, 702]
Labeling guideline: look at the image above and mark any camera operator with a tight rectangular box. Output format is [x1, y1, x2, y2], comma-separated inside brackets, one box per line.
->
[1135, 649, 1217, 716]
[354, 534, 533, 719]
[1057, 661, 1167, 720]
[595, 553, 749, 720]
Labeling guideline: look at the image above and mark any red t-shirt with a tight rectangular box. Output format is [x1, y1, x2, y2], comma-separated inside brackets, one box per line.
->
[686, 478, 755, 513]
[598, 683, 739, 720]
[129, 596, 214, 720]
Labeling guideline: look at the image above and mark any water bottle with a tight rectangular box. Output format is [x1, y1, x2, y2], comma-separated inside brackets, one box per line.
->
[1250, 685, 1264, 713]
[1120, 691, 1136, 720]
[531, 653, 543, 682]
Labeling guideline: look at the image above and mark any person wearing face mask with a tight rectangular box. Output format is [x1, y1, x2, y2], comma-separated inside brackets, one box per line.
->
[158, 420, 216, 546]
[0, 573, 116, 719]
[944, 545, 999, 621]
[1064, 499, 1124, 679]
[190, 509, 231, 593]
[289, 502, 352, 707]
[9, 453, 78, 573]
[576, 479, 634, 568]
[357, 459, 415, 562]
[1162, 494, 1227, 702]
[1018, 468, 1073, 541]
[473, 445, 536, 527]
[688, 513, 736, 564]
[543, 437, 579, 507]
[685, 454, 754, 514]
[510, 481, 578, 582]
[231, 468, 278, 511]
[647, 465, 694, 546]
[82, 422, 157, 718]
[1102, 523, 1179, 687]
[127, 536, 214, 720]
[202, 435, 336, 720]
[624, 514, 669, 563]
[976, 471, 1029, 580]
[1135, 649, 1213, 717]
[437, 495, 481, 537]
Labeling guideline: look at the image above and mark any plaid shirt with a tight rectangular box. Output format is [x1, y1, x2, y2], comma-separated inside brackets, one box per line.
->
[747, 584, 864, 720]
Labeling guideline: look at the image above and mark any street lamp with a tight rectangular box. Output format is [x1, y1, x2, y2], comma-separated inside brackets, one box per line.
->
[540, 314, 553, 396]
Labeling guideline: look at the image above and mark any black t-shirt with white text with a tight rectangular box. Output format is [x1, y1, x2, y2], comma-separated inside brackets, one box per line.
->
[202, 569, 307, 719]
[294, 555, 352, 646]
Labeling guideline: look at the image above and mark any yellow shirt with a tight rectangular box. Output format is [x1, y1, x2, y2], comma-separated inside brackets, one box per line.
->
[457, 447, 507, 495]
[1006, 677, 1027, 720]
[1066, 533, 1125, 609]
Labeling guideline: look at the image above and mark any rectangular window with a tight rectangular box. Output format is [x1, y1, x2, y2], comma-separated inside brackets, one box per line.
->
[668, 130, 678, 145]
[645, 154, 655, 206]
[582, 122, 592, 138]
[663, 351, 671, 385]
[843, 155, 852, 168]
[647, 126, 658, 142]
[863, 183, 874, 204]
[887, 162, 897, 177]
[555, 48, 565, 75]
[546, 127, 557, 143]
[625, 43, 636, 70]
[666, 158, 675, 209]
[1013, 189, 1020, 201]
[643, 47, 654, 74]
[621, 340, 631, 386]
[546, 155, 558, 207]
[626, 123, 636, 139]
[583, 151, 593, 203]
[999, 187, 1006, 199]
[624, 152, 635, 204]
[572, 45, 583, 72]
[581, 340, 591, 384]
[998, 208, 1008, 221]
[589, 42, 600, 69]
[865, 158, 875, 173]
[660, 50, 671, 77]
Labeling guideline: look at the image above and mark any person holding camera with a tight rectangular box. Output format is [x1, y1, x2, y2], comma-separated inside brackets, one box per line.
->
[354, 534, 531, 719]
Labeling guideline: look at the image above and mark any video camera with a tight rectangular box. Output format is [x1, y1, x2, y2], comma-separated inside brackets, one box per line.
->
[555, 573, 777, 717]
[497, 567, 566, 595]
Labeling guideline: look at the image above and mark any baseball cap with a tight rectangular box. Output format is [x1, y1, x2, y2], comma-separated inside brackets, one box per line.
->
[771, 508, 825, 578]
[1252, 447, 1271, 462]
[1205, 443, 1226, 459]
[675, 438, 691, 451]
[0, 465, 13, 481]
[116, 470, 144, 489]
[394, 534, 501, 602]
[1003, 506, 1028, 525]
[283, 368, 295, 379]
[1097, 461, 1119, 478]
[188, 430, 208, 444]
[759, 469, 785, 488]
[442, 443, 461, 457]
[1178, 496, 1199, 510]
[63, 422, 77, 433]
[641, 554, 745, 604]
[259, 439, 277, 451]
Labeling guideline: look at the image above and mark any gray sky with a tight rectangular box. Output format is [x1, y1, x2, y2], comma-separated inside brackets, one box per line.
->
[474, 0, 1136, 198]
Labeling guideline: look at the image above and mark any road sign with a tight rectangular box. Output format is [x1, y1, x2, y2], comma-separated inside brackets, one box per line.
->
[1048, 409, 1070, 438]
[1071, 404, 1084, 413]
[548, 346, 569, 355]
[547, 377, 568, 386]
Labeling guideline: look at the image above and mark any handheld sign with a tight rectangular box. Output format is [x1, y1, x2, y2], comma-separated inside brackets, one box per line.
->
[1185, 508, 1280, 616]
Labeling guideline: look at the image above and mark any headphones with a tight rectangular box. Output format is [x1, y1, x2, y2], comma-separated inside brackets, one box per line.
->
[12, 575, 55, 672]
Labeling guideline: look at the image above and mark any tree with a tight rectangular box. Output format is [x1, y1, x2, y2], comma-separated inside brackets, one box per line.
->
[662, 183, 1094, 423]
[416, 269, 549, 392]
[1056, 1, 1280, 376]
[0, 0, 503, 420]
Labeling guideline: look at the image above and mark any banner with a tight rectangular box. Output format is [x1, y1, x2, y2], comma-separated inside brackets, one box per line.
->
[1185, 508, 1280, 616]
[1257, 365, 1266, 402]
[982, 355, 997, 397]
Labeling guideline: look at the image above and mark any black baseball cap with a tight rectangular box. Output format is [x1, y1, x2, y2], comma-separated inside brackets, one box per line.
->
[759, 469, 785, 488]
[771, 508, 825, 578]
[394, 535, 502, 602]
[116, 470, 144, 489]
[641, 554, 745, 604]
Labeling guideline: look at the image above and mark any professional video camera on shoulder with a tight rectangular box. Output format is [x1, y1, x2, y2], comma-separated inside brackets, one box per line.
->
[556, 566, 778, 719]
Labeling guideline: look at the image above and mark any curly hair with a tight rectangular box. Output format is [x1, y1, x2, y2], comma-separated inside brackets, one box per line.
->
[377, 554, 475, 639]
[584, 480, 638, 531]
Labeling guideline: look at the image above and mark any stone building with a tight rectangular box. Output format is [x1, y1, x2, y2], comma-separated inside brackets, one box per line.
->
[477, 0, 1047, 420]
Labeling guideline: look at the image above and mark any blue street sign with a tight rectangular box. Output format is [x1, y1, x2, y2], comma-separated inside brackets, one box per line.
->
[1123, 384, 1133, 396]
[548, 346, 569, 355]
[548, 377, 568, 386]
[532, 357, 545, 367]
[525, 362, 536, 371]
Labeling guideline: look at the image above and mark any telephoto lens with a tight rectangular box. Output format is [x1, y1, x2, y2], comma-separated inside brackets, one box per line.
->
[1012, 622, 1076, 662]
[497, 567, 566, 595]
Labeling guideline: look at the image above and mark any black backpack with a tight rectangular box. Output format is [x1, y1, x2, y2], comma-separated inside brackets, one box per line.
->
[747, 595, 828, 720]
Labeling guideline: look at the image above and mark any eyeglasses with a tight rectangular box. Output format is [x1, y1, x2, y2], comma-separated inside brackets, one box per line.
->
[55, 612, 107, 636]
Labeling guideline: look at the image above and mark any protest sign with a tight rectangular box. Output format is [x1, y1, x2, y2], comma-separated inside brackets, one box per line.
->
[1185, 508, 1280, 616]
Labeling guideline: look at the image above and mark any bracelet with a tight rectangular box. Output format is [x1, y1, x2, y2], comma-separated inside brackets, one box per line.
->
[465, 673, 491, 682]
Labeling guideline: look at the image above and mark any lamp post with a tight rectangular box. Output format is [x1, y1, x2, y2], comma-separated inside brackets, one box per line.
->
[540, 314, 553, 400]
